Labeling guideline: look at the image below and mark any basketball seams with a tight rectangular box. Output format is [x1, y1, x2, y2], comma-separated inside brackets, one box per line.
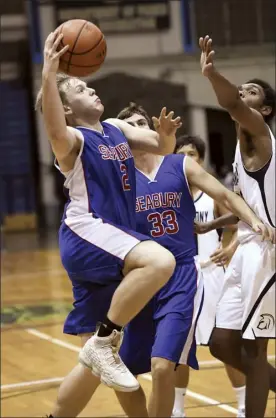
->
[67, 21, 87, 73]
[57, 20, 106, 76]
[73, 34, 104, 55]
[62, 34, 104, 56]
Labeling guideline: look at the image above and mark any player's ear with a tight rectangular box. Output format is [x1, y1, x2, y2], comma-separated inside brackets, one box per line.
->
[64, 104, 73, 116]
[260, 105, 272, 118]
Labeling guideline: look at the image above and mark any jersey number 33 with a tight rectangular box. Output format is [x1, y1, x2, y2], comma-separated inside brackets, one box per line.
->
[147, 210, 179, 237]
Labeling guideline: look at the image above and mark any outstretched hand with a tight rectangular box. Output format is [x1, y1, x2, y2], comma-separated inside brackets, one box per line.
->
[152, 107, 182, 138]
[199, 35, 215, 77]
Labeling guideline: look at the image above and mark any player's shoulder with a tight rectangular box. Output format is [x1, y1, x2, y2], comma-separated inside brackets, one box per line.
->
[164, 153, 186, 171]
[103, 118, 123, 132]
[165, 153, 185, 163]
[164, 154, 186, 176]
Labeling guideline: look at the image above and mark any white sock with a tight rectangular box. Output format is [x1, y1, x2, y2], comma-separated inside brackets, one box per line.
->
[233, 385, 245, 410]
[173, 387, 186, 414]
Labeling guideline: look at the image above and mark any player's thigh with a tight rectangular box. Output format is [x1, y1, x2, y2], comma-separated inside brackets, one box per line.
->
[152, 311, 199, 371]
[241, 240, 275, 339]
[123, 240, 176, 277]
[240, 240, 275, 300]
[196, 264, 225, 345]
[152, 263, 203, 369]
[215, 246, 243, 332]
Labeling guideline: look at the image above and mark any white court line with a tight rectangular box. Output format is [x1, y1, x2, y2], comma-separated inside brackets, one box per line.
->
[1, 377, 64, 391]
[142, 373, 238, 415]
[25, 328, 276, 367]
[26, 328, 80, 353]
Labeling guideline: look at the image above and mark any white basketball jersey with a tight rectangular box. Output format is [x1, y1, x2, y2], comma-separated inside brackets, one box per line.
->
[233, 126, 275, 242]
[194, 192, 220, 264]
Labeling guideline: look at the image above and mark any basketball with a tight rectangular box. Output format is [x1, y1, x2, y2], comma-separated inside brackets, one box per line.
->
[57, 19, 107, 77]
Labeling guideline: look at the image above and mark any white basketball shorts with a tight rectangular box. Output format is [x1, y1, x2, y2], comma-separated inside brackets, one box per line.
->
[216, 239, 275, 340]
[196, 262, 225, 345]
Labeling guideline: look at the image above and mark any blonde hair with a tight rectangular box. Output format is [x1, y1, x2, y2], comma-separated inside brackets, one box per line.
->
[35, 73, 75, 112]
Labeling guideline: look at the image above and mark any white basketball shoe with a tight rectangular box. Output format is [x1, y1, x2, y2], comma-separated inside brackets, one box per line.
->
[172, 410, 186, 417]
[79, 329, 139, 392]
[237, 408, 245, 418]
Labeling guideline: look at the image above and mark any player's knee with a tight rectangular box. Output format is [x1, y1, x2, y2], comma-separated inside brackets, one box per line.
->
[124, 241, 175, 283]
[209, 329, 228, 361]
[149, 246, 176, 283]
[151, 357, 175, 381]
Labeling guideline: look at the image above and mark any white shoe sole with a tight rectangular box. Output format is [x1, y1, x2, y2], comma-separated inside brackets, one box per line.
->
[79, 353, 140, 392]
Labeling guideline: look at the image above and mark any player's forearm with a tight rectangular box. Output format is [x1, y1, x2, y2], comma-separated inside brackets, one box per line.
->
[207, 69, 240, 110]
[157, 133, 176, 155]
[223, 191, 259, 228]
[203, 213, 239, 233]
[127, 129, 175, 155]
[42, 72, 68, 142]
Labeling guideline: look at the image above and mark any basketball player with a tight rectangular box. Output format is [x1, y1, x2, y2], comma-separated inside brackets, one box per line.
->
[37, 29, 185, 416]
[173, 135, 246, 418]
[40, 101, 273, 418]
[199, 35, 276, 418]
[112, 104, 273, 417]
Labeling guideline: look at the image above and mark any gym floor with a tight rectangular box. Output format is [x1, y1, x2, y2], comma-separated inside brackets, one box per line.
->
[1, 232, 275, 417]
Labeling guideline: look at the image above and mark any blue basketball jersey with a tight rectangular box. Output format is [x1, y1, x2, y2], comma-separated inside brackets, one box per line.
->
[62, 122, 136, 229]
[135, 154, 196, 264]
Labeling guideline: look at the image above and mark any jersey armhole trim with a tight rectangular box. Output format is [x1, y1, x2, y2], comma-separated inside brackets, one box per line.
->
[56, 130, 85, 184]
[183, 156, 193, 197]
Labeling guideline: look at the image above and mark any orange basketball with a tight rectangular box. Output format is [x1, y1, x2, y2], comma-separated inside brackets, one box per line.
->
[57, 19, 107, 77]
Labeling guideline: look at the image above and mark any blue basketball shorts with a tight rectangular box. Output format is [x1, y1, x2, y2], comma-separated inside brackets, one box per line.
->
[119, 261, 204, 375]
[60, 215, 150, 335]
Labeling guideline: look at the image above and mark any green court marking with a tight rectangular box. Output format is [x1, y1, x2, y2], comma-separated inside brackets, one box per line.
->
[1, 302, 73, 327]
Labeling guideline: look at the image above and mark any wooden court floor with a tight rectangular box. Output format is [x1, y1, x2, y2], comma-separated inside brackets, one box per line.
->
[1, 233, 275, 417]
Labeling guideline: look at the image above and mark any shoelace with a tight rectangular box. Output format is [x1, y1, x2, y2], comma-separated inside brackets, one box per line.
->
[103, 344, 128, 373]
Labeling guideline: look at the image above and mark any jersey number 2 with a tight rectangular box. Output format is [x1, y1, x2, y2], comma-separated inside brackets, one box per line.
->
[120, 164, 131, 191]
[147, 210, 179, 237]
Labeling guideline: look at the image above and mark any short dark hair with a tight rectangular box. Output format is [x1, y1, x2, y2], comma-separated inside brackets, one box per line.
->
[117, 102, 152, 128]
[174, 135, 206, 160]
[246, 78, 276, 124]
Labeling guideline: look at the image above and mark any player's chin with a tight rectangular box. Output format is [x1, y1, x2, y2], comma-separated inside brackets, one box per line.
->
[90, 102, 104, 115]
[97, 103, 104, 115]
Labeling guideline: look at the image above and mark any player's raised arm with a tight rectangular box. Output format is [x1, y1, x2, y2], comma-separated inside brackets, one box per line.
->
[199, 36, 271, 139]
[40, 31, 80, 166]
[108, 108, 182, 155]
[185, 156, 274, 242]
